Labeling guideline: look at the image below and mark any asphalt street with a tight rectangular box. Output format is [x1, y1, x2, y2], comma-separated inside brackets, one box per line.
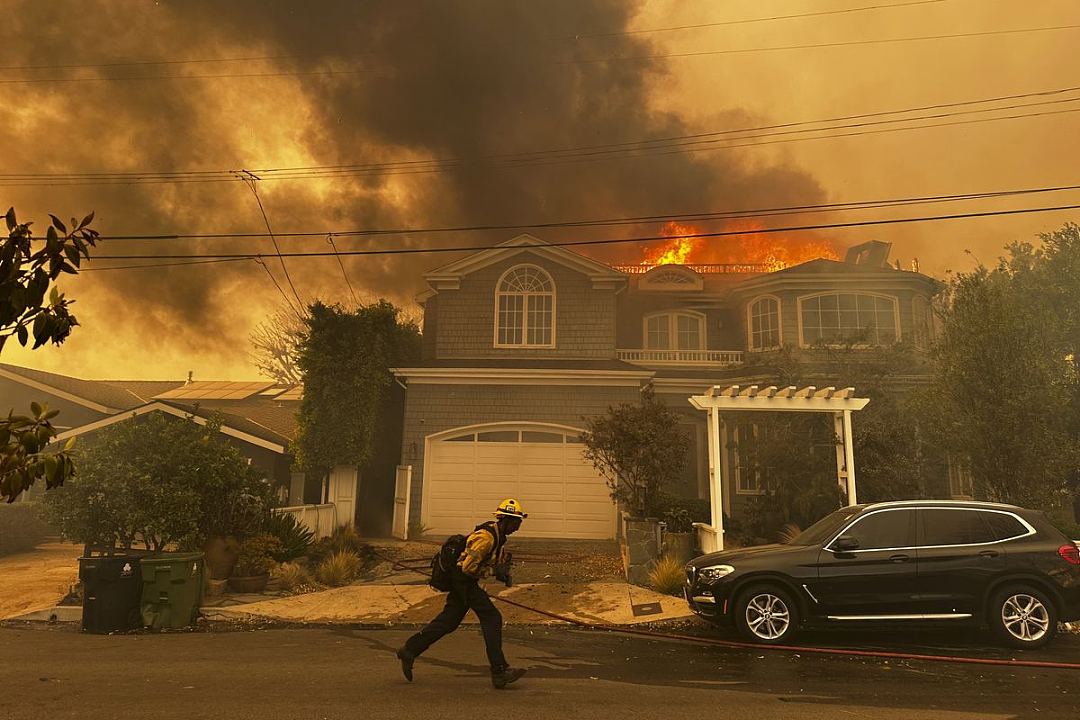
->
[2, 623, 1077, 719]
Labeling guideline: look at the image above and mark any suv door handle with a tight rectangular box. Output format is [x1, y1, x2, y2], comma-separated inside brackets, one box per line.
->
[979, 550, 999, 559]
[889, 554, 911, 563]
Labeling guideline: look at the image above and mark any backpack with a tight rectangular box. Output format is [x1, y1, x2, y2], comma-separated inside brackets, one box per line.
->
[428, 524, 498, 592]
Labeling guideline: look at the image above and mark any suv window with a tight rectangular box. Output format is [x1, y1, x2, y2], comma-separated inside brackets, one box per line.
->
[836, 509, 915, 550]
[919, 508, 997, 546]
[982, 511, 1030, 541]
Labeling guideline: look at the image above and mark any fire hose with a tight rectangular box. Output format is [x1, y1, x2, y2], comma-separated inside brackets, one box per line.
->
[371, 548, 1080, 671]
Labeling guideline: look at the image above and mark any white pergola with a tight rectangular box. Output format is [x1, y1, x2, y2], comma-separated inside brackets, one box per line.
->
[688, 385, 870, 553]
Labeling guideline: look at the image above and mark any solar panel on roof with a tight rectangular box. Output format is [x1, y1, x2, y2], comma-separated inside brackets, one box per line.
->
[153, 381, 274, 400]
[275, 387, 303, 401]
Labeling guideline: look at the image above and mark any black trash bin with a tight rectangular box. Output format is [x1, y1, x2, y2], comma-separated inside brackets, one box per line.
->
[79, 556, 144, 633]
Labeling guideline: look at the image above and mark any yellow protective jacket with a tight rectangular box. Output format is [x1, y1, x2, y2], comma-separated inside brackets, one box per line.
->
[456, 522, 506, 579]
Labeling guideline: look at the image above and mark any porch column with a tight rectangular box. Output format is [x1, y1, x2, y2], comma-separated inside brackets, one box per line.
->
[843, 409, 858, 505]
[708, 407, 725, 550]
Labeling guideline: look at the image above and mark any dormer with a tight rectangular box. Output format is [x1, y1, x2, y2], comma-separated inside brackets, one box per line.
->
[638, 264, 704, 292]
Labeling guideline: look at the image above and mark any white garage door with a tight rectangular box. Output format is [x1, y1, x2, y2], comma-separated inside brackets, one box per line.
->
[424, 425, 616, 539]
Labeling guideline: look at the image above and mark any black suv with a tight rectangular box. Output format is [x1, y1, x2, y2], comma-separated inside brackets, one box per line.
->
[684, 500, 1080, 648]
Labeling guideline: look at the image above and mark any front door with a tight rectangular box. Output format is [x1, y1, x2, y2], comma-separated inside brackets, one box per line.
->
[914, 507, 1010, 617]
[814, 508, 918, 618]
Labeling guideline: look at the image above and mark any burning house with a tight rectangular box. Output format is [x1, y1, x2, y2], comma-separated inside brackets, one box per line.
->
[390, 229, 940, 541]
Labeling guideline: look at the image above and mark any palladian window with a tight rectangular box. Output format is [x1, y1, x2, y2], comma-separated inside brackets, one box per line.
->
[800, 293, 898, 346]
[495, 265, 554, 347]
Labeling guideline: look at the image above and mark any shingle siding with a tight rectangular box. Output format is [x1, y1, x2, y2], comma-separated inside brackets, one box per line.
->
[400, 383, 640, 525]
[433, 251, 617, 359]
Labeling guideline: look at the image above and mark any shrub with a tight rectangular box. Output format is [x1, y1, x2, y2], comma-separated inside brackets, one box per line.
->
[777, 523, 803, 544]
[654, 493, 711, 533]
[264, 512, 315, 562]
[315, 550, 362, 587]
[39, 411, 271, 552]
[406, 520, 431, 539]
[0, 504, 54, 556]
[581, 389, 691, 517]
[233, 533, 283, 577]
[274, 561, 314, 591]
[648, 556, 685, 596]
[1050, 517, 1080, 541]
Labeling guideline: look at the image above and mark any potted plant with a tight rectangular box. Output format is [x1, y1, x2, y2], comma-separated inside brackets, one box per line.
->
[229, 534, 283, 593]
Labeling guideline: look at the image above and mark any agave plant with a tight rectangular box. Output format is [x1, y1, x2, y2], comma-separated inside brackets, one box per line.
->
[263, 512, 315, 562]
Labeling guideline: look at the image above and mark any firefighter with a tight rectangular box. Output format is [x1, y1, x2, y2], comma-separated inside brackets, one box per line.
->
[397, 499, 528, 689]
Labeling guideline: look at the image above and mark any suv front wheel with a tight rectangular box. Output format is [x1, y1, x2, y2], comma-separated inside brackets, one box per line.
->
[733, 584, 799, 644]
[989, 584, 1058, 649]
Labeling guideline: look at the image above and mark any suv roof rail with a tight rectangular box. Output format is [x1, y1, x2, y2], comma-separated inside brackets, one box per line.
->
[862, 499, 1023, 511]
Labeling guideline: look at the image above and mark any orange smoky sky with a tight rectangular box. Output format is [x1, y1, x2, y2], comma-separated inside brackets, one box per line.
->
[1, 0, 1078, 381]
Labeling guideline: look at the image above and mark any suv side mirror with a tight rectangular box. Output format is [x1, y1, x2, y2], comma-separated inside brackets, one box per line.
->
[832, 536, 860, 552]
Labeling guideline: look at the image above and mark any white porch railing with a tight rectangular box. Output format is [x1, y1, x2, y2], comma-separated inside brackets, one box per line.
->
[616, 349, 743, 366]
[273, 503, 336, 540]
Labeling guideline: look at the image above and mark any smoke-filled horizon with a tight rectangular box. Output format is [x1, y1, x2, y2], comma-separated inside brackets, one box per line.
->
[3, 0, 1077, 380]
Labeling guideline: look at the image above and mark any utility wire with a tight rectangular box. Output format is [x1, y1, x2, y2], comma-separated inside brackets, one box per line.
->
[1, 21, 1074, 86]
[3, 105, 1075, 186]
[80, 184, 1080, 244]
[3, 86, 1078, 186]
[326, 234, 359, 305]
[237, 171, 305, 313]
[84, 203, 1080, 262]
[0, 1, 947, 73]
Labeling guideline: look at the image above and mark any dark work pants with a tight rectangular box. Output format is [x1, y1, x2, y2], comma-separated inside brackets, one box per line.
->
[403, 569, 507, 671]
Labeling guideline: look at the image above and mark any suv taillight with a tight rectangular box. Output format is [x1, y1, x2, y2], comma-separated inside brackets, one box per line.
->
[1059, 544, 1080, 565]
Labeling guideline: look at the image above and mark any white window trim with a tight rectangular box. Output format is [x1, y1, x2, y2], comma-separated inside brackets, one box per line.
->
[912, 295, 932, 350]
[746, 294, 782, 352]
[733, 423, 765, 495]
[796, 291, 902, 349]
[642, 310, 707, 352]
[493, 264, 556, 349]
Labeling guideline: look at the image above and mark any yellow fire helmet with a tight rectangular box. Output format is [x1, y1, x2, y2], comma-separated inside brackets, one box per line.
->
[494, 498, 528, 519]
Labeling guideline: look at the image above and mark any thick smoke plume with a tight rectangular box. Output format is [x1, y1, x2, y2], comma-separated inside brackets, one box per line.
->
[2, 1, 822, 378]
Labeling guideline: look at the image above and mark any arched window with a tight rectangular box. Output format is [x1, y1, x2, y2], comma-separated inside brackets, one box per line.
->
[644, 311, 704, 351]
[748, 296, 781, 351]
[799, 292, 898, 346]
[495, 265, 555, 347]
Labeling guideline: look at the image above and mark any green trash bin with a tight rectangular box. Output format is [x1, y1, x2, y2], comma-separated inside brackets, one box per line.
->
[140, 552, 205, 629]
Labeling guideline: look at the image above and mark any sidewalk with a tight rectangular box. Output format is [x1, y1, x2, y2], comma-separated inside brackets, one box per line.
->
[204, 537, 693, 626]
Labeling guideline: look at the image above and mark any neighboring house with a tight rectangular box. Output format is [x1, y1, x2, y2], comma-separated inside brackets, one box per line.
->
[0, 366, 358, 536]
[392, 234, 942, 540]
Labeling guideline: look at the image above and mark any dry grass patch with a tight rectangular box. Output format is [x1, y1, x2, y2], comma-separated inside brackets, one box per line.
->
[274, 562, 314, 591]
[315, 550, 362, 587]
[648, 556, 685, 596]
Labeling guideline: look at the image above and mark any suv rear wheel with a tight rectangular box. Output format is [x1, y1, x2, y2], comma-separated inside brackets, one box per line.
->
[989, 584, 1058, 649]
[733, 584, 799, 644]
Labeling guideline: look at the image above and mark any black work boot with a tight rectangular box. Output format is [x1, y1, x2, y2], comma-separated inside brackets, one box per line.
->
[397, 647, 414, 682]
[491, 666, 526, 689]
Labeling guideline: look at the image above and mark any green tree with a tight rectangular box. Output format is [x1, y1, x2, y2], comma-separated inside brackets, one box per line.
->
[1, 208, 98, 502]
[40, 411, 272, 552]
[929, 223, 1080, 508]
[580, 390, 690, 517]
[293, 300, 421, 474]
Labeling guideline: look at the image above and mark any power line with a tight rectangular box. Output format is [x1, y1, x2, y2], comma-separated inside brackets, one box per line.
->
[237, 171, 304, 312]
[0, 1, 947, 74]
[326, 234, 359, 305]
[3, 85, 1078, 186]
[2, 22, 1075, 86]
[84, 203, 1080, 262]
[82, 184, 1080, 244]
